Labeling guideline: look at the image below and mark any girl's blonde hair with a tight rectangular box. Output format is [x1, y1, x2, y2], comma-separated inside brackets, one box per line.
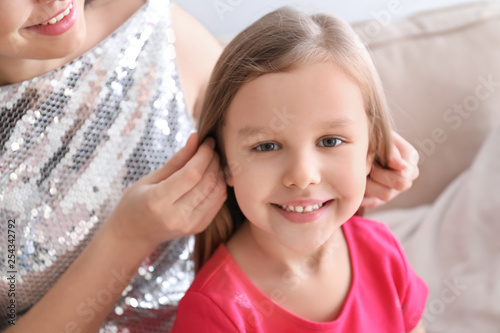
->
[195, 7, 393, 272]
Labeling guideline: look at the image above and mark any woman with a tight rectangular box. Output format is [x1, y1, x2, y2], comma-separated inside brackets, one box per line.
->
[0, 0, 418, 331]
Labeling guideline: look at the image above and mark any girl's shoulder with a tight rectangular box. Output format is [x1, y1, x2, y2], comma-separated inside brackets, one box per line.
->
[188, 244, 256, 297]
[344, 216, 428, 330]
[188, 244, 234, 292]
[344, 215, 399, 247]
[344, 215, 412, 277]
[173, 244, 243, 332]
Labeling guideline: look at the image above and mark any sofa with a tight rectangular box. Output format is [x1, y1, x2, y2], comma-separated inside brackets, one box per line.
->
[353, 2, 500, 332]
[353, 1, 500, 210]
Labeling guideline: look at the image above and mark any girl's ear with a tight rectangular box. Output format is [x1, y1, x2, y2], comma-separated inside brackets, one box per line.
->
[224, 159, 242, 187]
[366, 150, 375, 176]
[224, 164, 234, 187]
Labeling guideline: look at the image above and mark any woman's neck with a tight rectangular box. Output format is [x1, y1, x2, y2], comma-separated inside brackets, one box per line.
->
[0, 58, 62, 86]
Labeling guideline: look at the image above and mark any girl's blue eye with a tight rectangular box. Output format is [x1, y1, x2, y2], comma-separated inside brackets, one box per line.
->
[318, 137, 342, 148]
[254, 142, 279, 151]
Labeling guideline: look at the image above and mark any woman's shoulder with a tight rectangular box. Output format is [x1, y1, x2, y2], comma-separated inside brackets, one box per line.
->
[170, 3, 222, 119]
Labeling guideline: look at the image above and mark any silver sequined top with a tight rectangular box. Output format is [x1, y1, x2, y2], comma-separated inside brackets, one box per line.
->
[0, 0, 195, 331]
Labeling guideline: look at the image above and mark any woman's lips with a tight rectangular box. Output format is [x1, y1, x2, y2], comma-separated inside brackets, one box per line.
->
[26, 1, 77, 36]
[40, 3, 74, 26]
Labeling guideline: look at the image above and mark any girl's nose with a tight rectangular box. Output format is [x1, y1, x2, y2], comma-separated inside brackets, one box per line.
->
[282, 152, 321, 190]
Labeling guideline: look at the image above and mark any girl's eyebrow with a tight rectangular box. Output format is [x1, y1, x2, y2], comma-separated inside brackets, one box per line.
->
[237, 118, 355, 138]
[321, 118, 355, 128]
[238, 125, 272, 138]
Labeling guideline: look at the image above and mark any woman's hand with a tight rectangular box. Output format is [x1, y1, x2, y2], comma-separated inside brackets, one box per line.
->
[109, 132, 227, 249]
[362, 131, 420, 208]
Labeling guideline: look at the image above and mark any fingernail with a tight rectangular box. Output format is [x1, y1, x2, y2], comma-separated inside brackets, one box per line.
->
[389, 155, 406, 170]
[397, 158, 408, 169]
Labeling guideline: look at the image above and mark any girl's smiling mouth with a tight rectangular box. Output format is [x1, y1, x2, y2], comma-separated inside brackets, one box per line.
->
[277, 202, 324, 213]
[272, 199, 333, 223]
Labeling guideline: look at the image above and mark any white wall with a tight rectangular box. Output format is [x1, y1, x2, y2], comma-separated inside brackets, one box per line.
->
[172, 0, 484, 39]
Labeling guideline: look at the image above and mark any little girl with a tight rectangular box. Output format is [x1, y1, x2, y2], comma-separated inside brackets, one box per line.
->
[171, 7, 428, 333]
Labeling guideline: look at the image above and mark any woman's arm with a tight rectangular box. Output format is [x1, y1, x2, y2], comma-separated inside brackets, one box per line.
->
[4, 134, 226, 333]
[172, 4, 222, 122]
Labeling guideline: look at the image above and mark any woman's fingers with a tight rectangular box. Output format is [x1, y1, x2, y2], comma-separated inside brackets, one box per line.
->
[156, 137, 217, 202]
[112, 134, 225, 244]
[362, 131, 420, 208]
[142, 136, 225, 237]
[176, 169, 227, 234]
[387, 130, 420, 174]
[362, 175, 399, 208]
[369, 162, 414, 193]
[142, 132, 201, 184]
[173, 149, 221, 206]
[155, 151, 226, 238]
[362, 164, 412, 209]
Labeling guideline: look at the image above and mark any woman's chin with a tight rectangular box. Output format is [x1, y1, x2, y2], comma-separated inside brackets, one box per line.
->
[33, 32, 86, 60]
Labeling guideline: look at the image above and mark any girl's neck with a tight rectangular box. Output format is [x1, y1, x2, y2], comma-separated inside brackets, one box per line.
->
[226, 221, 352, 322]
[227, 221, 343, 276]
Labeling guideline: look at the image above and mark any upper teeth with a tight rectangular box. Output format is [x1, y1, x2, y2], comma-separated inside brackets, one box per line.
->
[41, 3, 73, 25]
[278, 203, 324, 213]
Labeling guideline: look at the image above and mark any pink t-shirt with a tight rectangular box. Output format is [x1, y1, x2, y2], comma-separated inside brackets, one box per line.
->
[171, 216, 428, 332]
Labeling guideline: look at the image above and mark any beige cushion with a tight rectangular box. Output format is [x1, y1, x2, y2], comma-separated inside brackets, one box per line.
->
[352, 2, 500, 209]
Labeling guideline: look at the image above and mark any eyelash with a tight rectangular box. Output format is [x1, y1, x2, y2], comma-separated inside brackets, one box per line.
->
[317, 137, 344, 148]
[253, 142, 280, 152]
[252, 137, 344, 152]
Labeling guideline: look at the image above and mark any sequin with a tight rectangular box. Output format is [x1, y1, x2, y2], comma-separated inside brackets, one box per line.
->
[0, 0, 194, 331]
[115, 306, 124, 316]
[129, 298, 139, 308]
